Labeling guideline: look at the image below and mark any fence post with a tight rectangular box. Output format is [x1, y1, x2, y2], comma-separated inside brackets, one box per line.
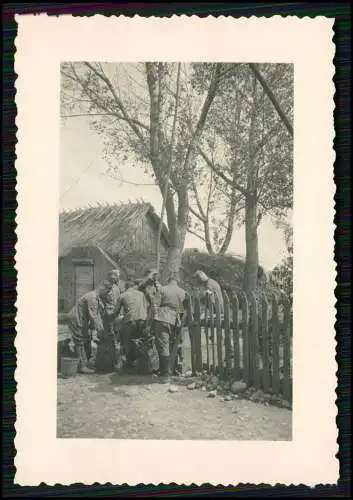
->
[241, 292, 250, 385]
[209, 301, 216, 373]
[223, 291, 232, 378]
[185, 294, 196, 375]
[193, 296, 203, 373]
[214, 295, 223, 376]
[282, 297, 292, 402]
[204, 301, 210, 373]
[271, 294, 281, 395]
[231, 292, 241, 379]
[248, 292, 261, 390]
[261, 294, 270, 393]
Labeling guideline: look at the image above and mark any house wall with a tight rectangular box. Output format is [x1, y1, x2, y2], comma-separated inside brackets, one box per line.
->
[58, 246, 119, 313]
[58, 214, 170, 312]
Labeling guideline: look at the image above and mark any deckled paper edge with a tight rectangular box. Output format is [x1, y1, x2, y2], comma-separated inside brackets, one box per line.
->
[14, 14, 338, 486]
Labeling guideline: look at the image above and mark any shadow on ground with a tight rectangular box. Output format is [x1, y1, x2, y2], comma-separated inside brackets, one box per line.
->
[86, 373, 202, 394]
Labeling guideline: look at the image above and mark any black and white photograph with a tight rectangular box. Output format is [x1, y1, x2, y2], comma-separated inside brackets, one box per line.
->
[57, 61, 293, 441]
[14, 14, 337, 486]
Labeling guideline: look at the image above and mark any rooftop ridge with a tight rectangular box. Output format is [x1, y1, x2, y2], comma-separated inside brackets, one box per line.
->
[59, 199, 152, 216]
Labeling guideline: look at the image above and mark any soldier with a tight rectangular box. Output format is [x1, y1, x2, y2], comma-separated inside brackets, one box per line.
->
[106, 269, 125, 315]
[153, 273, 188, 382]
[67, 281, 112, 374]
[108, 268, 126, 294]
[113, 279, 148, 372]
[194, 270, 224, 315]
[103, 268, 126, 337]
[139, 268, 163, 321]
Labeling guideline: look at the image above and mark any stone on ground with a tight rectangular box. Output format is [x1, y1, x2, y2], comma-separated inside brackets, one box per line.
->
[187, 382, 196, 390]
[168, 385, 178, 393]
[231, 381, 247, 394]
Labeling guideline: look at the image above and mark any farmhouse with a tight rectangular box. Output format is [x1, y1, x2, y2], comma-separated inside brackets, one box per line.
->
[58, 201, 170, 313]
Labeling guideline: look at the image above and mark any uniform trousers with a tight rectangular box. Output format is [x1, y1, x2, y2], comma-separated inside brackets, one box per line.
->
[153, 320, 182, 374]
[67, 319, 92, 362]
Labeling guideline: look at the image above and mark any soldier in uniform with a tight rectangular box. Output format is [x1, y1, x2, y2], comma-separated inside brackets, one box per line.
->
[194, 270, 224, 315]
[106, 268, 126, 324]
[153, 273, 188, 382]
[113, 279, 148, 372]
[102, 268, 126, 359]
[108, 268, 126, 294]
[139, 268, 163, 321]
[67, 281, 112, 374]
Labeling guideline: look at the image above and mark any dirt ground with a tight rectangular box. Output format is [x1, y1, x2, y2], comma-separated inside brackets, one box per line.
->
[57, 373, 292, 440]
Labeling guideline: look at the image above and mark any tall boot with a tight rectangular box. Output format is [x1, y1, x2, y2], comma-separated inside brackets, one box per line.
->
[159, 355, 170, 384]
[84, 339, 92, 364]
[76, 344, 94, 374]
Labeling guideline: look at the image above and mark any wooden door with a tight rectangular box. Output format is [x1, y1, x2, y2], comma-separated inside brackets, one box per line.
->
[75, 264, 94, 302]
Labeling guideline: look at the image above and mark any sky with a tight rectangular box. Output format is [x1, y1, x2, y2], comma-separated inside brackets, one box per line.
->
[60, 116, 290, 271]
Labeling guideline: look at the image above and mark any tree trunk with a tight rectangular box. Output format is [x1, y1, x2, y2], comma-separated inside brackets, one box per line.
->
[159, 191, 188, 284]
[165, 246, 183, 278]
[204, 220, 215, 255]
[162, 226, 186, 284]
[243, 193, 259, 293]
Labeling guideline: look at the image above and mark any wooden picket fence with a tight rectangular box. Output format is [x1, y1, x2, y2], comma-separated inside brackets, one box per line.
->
[182, 290, 293, 401]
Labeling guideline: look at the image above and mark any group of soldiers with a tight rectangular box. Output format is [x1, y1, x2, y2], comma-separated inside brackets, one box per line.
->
[65, 266, 224, 382]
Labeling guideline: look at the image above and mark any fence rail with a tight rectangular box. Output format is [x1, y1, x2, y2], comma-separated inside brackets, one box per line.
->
[184, 290, 292, 401]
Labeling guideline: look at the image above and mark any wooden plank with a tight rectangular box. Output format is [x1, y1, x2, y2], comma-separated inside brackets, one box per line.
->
[231, 292, 241, 378]
[205, 304, 210, 372]
[185, 294, 196, 375]
[271, 295, 281, 395]
[223, 291, 232, 378]
[209, 300, 216, 373]
[282, 298, 292, 401]
[241, 292, 250, 385]
[261, 295, 270, 393]
[193, 296, 203, 372]
[214, 295, 223, 376]
[247, 293, 255, 385]
[75, 264, 94, 302]
[249, 292, 261, 389]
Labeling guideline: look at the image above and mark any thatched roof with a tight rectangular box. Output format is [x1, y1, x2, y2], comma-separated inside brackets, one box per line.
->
[59, 201, 170, 257]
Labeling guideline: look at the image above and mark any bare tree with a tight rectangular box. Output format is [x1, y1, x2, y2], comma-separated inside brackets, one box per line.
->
[61, 62, 222, 277]
[190, 63, 293, 291]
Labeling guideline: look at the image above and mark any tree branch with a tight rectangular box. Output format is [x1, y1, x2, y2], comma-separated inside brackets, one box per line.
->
[191, 178, 206, 221]
[61, 112, 150, 130]
[187, 228, 206, 242]
[206, 169, 214, 218]
[181, 63, 222, 175]
[248, 63, 293, 137]
[188, 204, 205, 222]
[84, 62, 147, 144]
[197, 146, 247, 196]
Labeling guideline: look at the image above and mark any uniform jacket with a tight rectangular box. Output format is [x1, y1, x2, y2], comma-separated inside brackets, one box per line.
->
[116, 288, 148, 323]
[139, 280, 163, 314]
[105, 281, 126, 316]
[202, 278, 224, 314]
[68, 290, 104, 332]
[155, 282, 187, 326]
